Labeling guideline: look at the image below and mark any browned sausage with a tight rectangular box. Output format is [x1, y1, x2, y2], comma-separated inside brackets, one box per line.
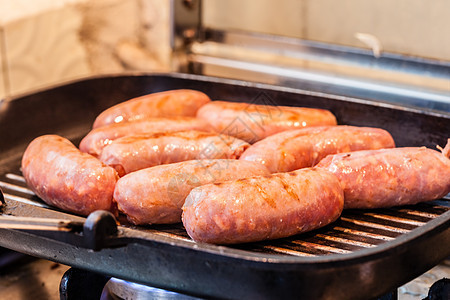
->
[93, 89, 211, 128]
[80, 117, 212, 157]
[182, 168, 344, 244]
[21, 135, 119, 216]
[100, 131, 250, 176]
[114, 159, 270, 225]
[196, 101, 337, 143]
[316, 140, 450, 209]
[240, 125, 395, 173]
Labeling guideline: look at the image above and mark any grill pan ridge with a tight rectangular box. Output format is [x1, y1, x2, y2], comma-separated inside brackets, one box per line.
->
[0, 73, 449, 300]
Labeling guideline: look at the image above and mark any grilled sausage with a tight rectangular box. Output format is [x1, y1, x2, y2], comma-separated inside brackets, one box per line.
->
[80, 117, 212, 157]
[114, 159, 270, 225]
[100, 131, 250, 176]
[316, 140, 450, 209]
[93, 89, 211, 128]
[21, 135, 119, 216]
[196, 101, 337, 143]
[240, 126, 395, 173]
[182, 168, 344, 244]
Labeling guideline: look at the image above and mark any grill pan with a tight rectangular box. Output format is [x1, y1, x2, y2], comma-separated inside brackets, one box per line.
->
[0, 73, 449, 300]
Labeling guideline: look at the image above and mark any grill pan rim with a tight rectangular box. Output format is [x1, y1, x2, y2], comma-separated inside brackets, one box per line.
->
[6, 71, 450, 119]
[1, 73, 449, 299]
[1, 195, 449, 266]
[1, 72, 449, 265]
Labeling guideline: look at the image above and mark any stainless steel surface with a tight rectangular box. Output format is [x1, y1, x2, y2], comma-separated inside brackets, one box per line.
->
[399, 259, 450, 299]
[170, 0, 202, 51]
[170, 1, 450, 111]
[185, 29, 450, 112]
[193, 29, 449, 87]
[106, 278, 202, 300]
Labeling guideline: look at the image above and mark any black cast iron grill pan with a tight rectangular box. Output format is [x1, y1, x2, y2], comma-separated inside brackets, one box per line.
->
[0, 73, 449, 300]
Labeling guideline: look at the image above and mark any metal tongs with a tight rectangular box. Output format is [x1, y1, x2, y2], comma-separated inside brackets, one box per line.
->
[0, 187, 121, 251]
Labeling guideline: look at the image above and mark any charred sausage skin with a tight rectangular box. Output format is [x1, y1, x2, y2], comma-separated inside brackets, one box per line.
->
[196, 101, 337, 143]
[182, 168, 344, 244]
[240, 125, 395, 173]
[21, 135, 119, 216]
[93, 89, 211, 128]
[114, 159, 270, 225]
[100, 131, 250, 176]
[316, 142, 450, 209]
[80, 117, 212, 157]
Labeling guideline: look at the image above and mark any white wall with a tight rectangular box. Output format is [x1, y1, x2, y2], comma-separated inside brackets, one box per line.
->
[0, 0, 171, 100]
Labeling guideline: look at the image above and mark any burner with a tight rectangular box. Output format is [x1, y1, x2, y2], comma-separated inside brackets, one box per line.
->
[60, 267, 203, 300]
[104, 278, 202, 300]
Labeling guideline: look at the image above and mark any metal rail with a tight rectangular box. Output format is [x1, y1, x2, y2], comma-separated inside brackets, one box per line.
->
[170, 1, 450, 112]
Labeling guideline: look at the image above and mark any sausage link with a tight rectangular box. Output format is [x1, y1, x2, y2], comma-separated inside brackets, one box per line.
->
[93, 89, 211, 128]
[240, 125, 395, 173]
[114, 159, 270, 225]
[196, 101, 337, 143]
[182, 168, 344, 244]
[316, 142, 450, 209]
[80, 117, 212, 157]
[21, 135, 119, 216]
[100, 131, 250, 176]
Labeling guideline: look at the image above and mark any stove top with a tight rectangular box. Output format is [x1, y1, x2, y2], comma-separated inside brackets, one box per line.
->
[0, 250, 448, 300]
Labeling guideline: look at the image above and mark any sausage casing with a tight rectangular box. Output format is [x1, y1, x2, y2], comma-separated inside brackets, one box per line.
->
[316, 143, 450, 209]
[240, 125, 395, 173]
[80, 117, 212, 157]
[93, 89, 211, 128]
[196, 101, 337, 143]
[114, 159, 270, 225]
[21, 135, 119, 216]
[100, 131, 250, 176]
[182, 168, 344, 244]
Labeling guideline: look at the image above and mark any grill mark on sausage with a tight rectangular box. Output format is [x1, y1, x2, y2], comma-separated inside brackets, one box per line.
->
[253, 182, 276, 208]
[155, 95, 170, 110]
[277, 176, 300, 202]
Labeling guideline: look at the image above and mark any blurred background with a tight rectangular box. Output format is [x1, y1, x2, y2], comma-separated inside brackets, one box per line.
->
[0, 0, 448, 100]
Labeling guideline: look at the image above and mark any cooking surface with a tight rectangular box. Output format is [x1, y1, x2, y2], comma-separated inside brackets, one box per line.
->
[0, 74, 449, 299]
[1, 168, 449, 257]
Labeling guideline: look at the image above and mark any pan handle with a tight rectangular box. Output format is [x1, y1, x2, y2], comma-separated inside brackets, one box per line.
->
[0, 209, 125, 251]
[83, 210, 120, 251]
